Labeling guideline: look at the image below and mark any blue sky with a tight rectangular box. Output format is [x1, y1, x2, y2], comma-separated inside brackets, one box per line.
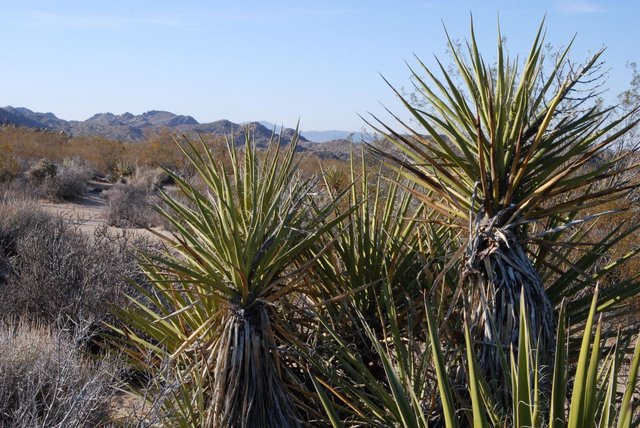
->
[0, 1, 638, 131]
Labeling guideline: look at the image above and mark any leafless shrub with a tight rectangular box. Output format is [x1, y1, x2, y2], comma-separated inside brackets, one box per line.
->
[39, 159, 91, 202]
[106, 183, 163, 229]
[0, 198, 53, 295]
[0, 319, 118, 428]
[24, 158, 92, 202]
[0, 198, 156, 331]
[0, 197, 54, 258]
[128, 166, 172, 190]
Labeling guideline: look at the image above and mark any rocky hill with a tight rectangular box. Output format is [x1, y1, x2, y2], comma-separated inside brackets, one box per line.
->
[0, 106, 312, 145]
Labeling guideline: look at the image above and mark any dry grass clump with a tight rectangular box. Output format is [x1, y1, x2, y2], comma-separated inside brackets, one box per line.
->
[0, 178, 37, 201]
[0, 319, 117, 428]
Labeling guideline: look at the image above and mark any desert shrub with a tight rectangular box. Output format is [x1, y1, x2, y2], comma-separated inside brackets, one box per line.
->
[128, 166, 172, 189]
[26, 158, 57, 184]
[0, 319, 117, 428]
[0, 144, 20, 182]
[39, 159, 91, 202]
[65, 136, 127, 174]
[0, 198, 155, 330]
[24, 158, 92, 202]
[131, 129, 187, 171]
[0, 196, 54, 259]
[106, 183, 162, 228]
[0, 201, 61, 325]
[0, 127, 69, 163]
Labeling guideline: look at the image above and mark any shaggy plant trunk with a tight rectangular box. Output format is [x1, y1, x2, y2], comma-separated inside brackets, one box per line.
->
[463, 209, 555, 403]
[208, 301, 300, 428]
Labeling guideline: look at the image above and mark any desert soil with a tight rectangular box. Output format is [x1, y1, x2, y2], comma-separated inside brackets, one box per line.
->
[40, 180, 169, 242]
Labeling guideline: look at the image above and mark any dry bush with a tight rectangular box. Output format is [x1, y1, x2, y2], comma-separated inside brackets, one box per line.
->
[128, 166, 172, 189]
[0, 196, 161, 426]
[0, 126, 224, 183]
[0, 127, 69, 164]
[40, 159, 92, 202]
[0, 196, 53, 257]
[130, 129, 186, 171]
[0, 143, 20, 182]
[26, 158, 57, 184]
[0, 199, 155, 331]
[25, 158, 92, 202]
[0, 128, 131, 177]
[0, 319, 118, 428]
[106, 183, 163, 229]
[65, 136, 128, 175]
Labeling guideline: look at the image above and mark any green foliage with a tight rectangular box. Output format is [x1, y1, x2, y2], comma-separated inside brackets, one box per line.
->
[368, 17, 640, 316]
[371, 21, 637, 226]
[114, 132, 344, 426]
[105, 18, 640, 428]
[111, 160, 134, 182]
[313, 150, 425, 326]
[366, 17, 640, 413]
[309, 286, 640, 427]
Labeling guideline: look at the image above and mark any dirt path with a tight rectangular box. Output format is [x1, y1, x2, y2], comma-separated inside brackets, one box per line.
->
[40, 180, 169, 242]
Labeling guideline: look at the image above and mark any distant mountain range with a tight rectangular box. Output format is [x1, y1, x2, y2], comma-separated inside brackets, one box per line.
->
[0, 106, 367, 146]
[0, 106, 312, 146]
[255, 121, 375, 143]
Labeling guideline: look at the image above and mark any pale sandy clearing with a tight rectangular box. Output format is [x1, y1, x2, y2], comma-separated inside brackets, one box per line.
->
[40, 180, 170, 242]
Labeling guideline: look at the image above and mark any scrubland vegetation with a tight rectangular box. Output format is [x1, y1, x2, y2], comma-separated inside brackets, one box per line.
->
[1, 21, 640, 427]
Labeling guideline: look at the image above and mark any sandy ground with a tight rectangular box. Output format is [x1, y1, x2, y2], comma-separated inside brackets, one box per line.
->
[108, 392, 155, 426]
[40, 180, 169, 242]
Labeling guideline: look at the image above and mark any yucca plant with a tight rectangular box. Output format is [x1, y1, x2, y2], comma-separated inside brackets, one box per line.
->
[309, 285, 640, 427]
[312, 151, 426, 327]
[368, 18, 640, 393]
[306, 283, 433, 427]
[113, 132, 343, 427]
[310, 150, 471, 385]
[438, 289, 640, 427]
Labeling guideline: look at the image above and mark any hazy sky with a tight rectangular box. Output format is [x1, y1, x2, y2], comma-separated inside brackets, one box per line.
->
[0, 1, 638, 131]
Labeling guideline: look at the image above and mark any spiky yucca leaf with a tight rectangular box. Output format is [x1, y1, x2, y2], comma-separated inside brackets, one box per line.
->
[313, 150, 425, 316]
[115, 132, 343, 427]
[305, 281, 433, 427]
[308, 150, 430, 387]
[311, 286, 640, 426]
[368, 18, 640, 400]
